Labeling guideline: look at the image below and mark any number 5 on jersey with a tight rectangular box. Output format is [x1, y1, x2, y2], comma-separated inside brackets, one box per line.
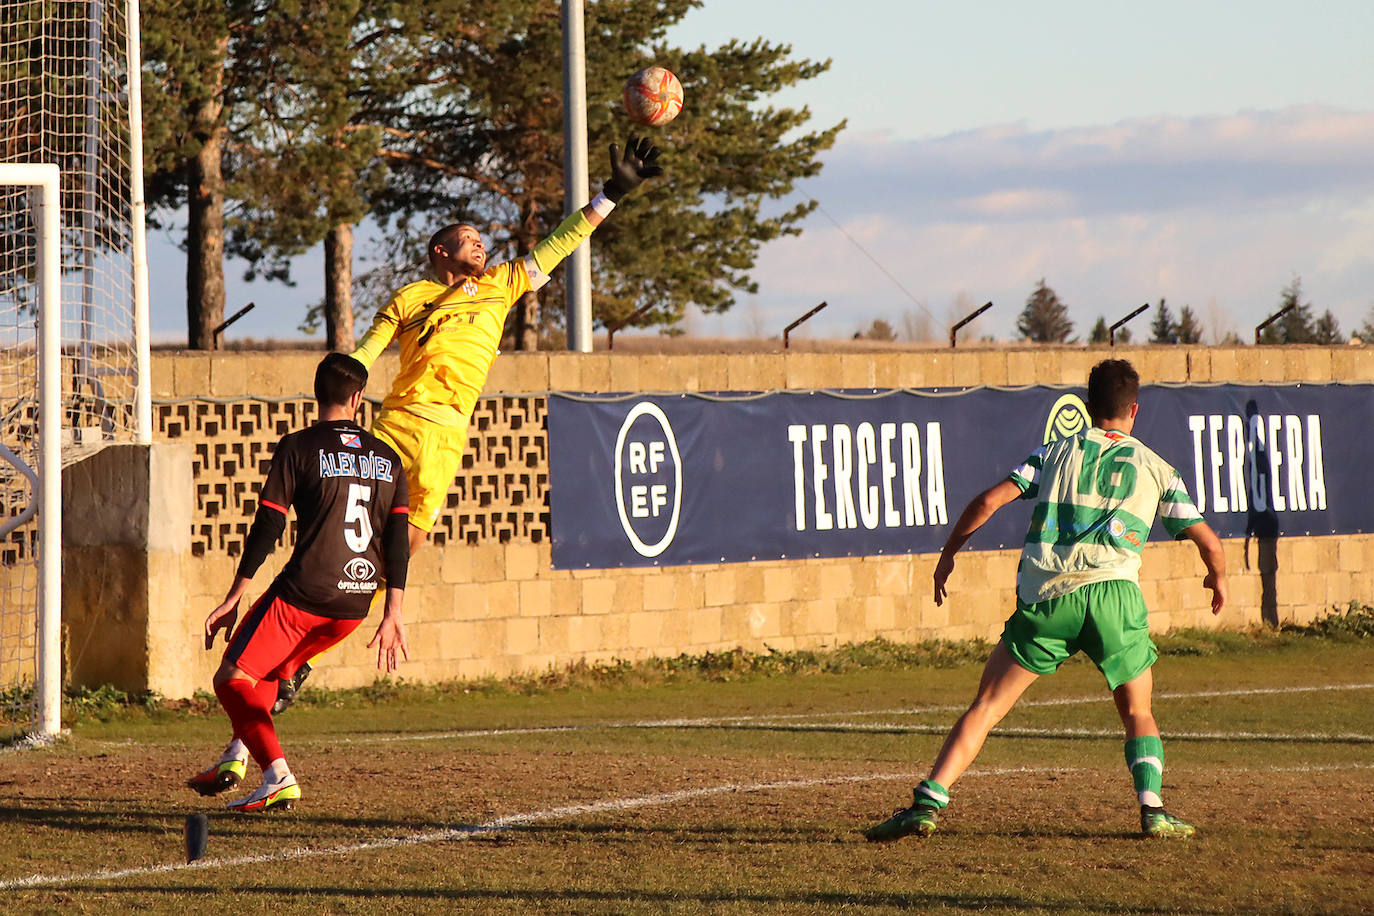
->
[344, 483, 373, 553]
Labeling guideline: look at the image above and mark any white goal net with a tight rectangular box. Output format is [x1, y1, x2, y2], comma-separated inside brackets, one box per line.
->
[1, 0, 150, 741]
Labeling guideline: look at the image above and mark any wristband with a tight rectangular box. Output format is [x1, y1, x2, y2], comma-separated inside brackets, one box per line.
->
[589, 192, 616, 219]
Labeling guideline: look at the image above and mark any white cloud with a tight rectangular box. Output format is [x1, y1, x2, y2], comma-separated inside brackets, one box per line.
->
[819, 106, 1374, 223]
[956, 189, 1076, 218]
[735, 106, 1374, 341]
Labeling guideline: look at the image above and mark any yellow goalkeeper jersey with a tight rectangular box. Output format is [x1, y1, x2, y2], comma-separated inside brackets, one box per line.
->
[351, 261, 530, 427]
[350, 209, 598, 427]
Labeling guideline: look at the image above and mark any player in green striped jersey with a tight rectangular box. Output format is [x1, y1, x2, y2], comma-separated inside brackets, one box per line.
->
[866, 359, 1228, 842]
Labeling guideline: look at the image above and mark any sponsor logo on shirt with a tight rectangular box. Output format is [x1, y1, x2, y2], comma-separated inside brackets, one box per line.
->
[339, 432, 361, 448]
[344, 557, 376, 580]
[337, 557, 379, 594]
[462, 280, 479, 296]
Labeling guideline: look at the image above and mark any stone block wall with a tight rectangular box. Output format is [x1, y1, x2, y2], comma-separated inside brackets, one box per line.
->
[106, 345, 1374, 696]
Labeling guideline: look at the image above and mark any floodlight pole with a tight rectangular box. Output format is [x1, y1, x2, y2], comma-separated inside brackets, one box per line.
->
[1254, 303, 1295, 345]
[562, 0, 593, 352]
[949, 301, 992, 348]
[1109, 303, 1149, 346]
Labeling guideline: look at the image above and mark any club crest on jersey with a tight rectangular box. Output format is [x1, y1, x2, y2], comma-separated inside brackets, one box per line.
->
[339, 432, 361, 448]
[462, 279, 479, 296]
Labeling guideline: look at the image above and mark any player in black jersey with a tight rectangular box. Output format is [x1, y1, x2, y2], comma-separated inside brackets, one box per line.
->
[187, 353, 410, 812]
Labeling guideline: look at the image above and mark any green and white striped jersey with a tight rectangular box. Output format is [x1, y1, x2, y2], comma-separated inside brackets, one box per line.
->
[1008, 426, 1203, 604]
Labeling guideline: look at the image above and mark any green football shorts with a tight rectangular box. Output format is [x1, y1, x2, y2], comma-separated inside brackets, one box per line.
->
[1000, 579, 1157, 689]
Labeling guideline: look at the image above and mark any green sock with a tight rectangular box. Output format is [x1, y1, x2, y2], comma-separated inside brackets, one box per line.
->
[1125, 736, 1165, 808]
[915, 778, 949, 810]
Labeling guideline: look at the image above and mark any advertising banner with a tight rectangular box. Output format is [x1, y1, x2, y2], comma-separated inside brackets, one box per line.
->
[548, 383, 1372, 569]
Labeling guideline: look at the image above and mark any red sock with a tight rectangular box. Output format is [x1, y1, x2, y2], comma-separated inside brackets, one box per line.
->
[215, 677, 284, 770]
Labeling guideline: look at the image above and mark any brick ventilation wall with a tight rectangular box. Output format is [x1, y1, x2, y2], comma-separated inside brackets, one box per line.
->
[152, 395, 550, 558]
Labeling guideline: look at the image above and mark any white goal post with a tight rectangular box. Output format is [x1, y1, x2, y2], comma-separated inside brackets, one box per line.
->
[0, 164, 62, 739]
[1, 0, 151, 742]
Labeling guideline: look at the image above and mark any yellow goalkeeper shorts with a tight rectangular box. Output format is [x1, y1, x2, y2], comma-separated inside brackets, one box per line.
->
[370, 408, 469, 532]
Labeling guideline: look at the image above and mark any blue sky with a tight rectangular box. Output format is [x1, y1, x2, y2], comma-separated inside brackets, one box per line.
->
[148, 0, 1374, 344]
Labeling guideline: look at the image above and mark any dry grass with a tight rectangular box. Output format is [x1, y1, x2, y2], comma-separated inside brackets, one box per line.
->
[2, 638, 1371, 914]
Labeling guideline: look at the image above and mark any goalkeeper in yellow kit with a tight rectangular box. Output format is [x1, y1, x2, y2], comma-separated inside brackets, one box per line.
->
[274, 136, 663, 711]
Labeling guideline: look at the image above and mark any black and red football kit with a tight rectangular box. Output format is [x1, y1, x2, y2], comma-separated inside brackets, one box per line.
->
[224, 419, 409, 680]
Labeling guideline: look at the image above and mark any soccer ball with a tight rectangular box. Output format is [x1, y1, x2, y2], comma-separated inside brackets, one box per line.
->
[623, 66, 684, 128]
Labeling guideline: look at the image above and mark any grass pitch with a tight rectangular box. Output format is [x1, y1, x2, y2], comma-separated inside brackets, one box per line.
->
[1, 634, 1371, 914]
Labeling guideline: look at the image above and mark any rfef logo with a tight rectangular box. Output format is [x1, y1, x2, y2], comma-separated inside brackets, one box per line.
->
[613, 402, 682, 557]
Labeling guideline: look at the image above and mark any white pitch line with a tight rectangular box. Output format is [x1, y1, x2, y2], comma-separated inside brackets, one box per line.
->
[77, 681, 1374, 754]
[700, 681, 1374, 724]
[0, 769, 919, 891]
[672, 722, 1374, 743]
[311, 681, 1374, 747]
[4, 759, 1371, 892]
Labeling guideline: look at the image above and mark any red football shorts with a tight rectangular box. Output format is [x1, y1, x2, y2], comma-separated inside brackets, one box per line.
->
[224, 592, 361, 682]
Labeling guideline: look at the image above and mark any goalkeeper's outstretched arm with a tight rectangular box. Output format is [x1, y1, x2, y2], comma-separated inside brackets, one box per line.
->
[524, 135, 663, 290]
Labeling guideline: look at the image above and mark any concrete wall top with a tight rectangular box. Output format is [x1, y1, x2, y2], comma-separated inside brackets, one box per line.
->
[150, 345, 1374, 400]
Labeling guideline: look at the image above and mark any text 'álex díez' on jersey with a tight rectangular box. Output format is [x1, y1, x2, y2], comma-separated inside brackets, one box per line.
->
[317, 449, 397, 483]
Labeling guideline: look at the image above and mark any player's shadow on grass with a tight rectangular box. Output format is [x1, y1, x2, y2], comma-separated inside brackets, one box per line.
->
[77, 884, 1241, 914]
[0, 800, 452, 841]
[0, 801, 199, 837]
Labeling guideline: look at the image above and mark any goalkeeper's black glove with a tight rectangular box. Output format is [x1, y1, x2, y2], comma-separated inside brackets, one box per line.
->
[603, 135, 663, 202]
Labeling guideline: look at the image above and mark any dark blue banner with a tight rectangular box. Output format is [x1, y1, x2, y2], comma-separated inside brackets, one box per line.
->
[548, 384, 1373, 569]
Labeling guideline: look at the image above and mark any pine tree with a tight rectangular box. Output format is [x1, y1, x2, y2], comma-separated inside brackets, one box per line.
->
[860, 318, 896, 341]
[141, 0, 839, 348]
[1175, 305, 1204, 344]
[1312, 310, 1344, 345]
[1016, 280, 1074, 343]
[1357, 305, 1374, 344]
[1089, 316, 1109, 344]
[1269, 276, 1317, 344]
[350, 0, 840, 343]
[222, 0, 427, 351]
[1149, 298, 1178, 344]
[141, 0, 264, 348]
